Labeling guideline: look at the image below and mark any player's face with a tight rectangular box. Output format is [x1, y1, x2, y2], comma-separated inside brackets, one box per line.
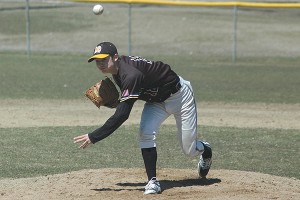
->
[95, 56, 115, 74]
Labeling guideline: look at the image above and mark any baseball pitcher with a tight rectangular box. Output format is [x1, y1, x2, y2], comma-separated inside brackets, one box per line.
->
[74, 42, 212, 194]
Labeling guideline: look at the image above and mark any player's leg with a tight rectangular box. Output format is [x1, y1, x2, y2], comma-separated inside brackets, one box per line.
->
[140, 102, 169, 194]
[173, 93, 203, 157]
[166, 77, 212, 177]
[165, 77, 203, 156]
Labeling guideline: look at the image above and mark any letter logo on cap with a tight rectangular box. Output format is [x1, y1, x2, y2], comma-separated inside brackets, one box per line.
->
[94, 46, 102, 54]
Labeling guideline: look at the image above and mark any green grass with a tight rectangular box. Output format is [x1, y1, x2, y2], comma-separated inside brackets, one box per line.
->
[0, 53, 89, 99]
[0, 125, 299, 179]
[0, 4, 91, 35]
[1, 52, 299, 103]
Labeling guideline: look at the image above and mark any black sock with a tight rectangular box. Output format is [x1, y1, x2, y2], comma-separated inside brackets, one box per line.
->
[141, 147, 157, 181]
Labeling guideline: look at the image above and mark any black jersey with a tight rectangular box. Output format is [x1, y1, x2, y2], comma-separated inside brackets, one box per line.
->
[113, 56, 180, 103]
[89, 56, 181, 144]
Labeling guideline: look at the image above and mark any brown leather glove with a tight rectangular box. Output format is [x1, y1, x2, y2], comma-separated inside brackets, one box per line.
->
[85, 77, 119, 108]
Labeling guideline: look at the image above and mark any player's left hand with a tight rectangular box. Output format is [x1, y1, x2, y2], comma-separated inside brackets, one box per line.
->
[73, 134, 92, 149]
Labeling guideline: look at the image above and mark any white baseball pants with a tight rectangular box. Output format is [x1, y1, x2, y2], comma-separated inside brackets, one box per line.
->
[139, 76, 204, 157]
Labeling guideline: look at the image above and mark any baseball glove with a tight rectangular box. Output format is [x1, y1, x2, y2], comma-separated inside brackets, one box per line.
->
[85, 77, 119, 108]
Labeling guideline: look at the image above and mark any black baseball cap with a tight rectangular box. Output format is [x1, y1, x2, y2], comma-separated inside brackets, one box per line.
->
[88, 42, 118, 62]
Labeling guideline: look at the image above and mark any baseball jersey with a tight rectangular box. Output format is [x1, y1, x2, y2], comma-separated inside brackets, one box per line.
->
[113, 56, 180, 103]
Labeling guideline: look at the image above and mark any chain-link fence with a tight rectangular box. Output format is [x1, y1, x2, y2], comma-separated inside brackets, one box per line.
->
[1, 0, 299, 61]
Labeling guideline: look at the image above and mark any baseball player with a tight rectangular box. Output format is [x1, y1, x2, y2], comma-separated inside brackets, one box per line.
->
[74, 42, 212, 194]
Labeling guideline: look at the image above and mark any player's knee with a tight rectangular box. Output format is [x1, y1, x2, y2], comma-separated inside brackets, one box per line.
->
[139, 129, 156, 142]
[139, 128, 157, 148]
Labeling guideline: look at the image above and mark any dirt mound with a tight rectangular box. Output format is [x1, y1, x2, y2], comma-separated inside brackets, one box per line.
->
[0, 168, 299, 200]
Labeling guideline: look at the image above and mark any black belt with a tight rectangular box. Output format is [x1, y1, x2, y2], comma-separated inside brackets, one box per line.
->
[171, 80, 181, 94]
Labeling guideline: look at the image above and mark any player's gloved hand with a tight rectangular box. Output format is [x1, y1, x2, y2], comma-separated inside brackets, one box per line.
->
[73, 134, 92, 149]
[85, 77, 119, 109]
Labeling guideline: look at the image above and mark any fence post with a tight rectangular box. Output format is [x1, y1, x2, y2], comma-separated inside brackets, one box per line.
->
[25, 0, 31, 56]
[128, 3, 132, 55]
[232, 5, 238, 62]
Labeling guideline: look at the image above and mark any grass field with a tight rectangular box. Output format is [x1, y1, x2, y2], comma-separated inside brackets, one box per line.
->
[0, 1, 299, 181]
[1, 125, 299, 179]
[1, 52, 300, 103]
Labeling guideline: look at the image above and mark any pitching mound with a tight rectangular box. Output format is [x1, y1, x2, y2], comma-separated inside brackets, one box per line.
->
[0, 168, 299, 200]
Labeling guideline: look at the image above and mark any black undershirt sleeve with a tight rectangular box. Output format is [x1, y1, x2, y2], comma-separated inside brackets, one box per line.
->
[88, 98, 136, 144]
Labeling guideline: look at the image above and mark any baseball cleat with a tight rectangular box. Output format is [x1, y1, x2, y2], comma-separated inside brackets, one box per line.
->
[198, 141, 212, 178]
[144, 177, 161, 194]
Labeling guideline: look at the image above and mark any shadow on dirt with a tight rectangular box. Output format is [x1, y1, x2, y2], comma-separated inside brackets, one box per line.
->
[160, 178, 221, 191]
[91, 177, 221, 192]
[91, 187, 144, 192]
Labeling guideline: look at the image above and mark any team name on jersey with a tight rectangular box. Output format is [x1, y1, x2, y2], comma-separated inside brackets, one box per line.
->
[129, 56, 152, 64]
[141, 87, 159, 97]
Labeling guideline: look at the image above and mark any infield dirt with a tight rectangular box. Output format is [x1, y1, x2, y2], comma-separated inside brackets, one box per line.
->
[1, 99, 300, 129]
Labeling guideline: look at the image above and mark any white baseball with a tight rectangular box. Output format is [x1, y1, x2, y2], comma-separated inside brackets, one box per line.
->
[92, 4, 104, 15]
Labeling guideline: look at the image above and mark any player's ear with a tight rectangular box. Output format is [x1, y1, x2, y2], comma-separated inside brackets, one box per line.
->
[113, 54, 119, 62]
